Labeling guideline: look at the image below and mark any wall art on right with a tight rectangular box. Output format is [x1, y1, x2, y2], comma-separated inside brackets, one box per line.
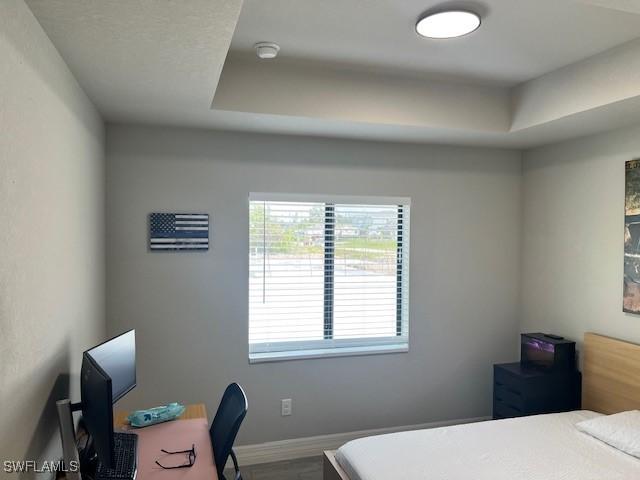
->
[624, 159, 640, 313]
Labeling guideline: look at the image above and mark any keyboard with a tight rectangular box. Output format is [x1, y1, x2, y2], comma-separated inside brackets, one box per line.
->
[96, 432, 138, 480]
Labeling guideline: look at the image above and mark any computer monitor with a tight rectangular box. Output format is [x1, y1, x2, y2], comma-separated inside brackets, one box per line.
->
[81, 330, 136, 468]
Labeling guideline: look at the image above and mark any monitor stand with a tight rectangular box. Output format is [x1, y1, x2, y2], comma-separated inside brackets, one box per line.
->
[56, 399, 81, 480]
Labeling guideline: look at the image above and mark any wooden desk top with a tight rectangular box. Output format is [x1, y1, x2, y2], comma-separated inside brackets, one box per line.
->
[114, 403, 208, 429]
[113, 404, 215, 480]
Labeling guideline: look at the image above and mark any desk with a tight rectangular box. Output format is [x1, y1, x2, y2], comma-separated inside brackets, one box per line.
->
[113, 404, 217, 480]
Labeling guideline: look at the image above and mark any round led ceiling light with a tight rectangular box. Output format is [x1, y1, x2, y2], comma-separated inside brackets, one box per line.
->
[416, 10, 481, 39]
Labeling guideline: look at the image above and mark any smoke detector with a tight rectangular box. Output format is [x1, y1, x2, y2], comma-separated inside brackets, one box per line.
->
[254, 42, 280, 59]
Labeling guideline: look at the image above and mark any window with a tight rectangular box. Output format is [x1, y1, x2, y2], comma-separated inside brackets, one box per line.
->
[249, 193, 410, 362]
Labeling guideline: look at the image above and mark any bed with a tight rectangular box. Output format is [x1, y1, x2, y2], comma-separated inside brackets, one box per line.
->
[323, 332, 640, 480]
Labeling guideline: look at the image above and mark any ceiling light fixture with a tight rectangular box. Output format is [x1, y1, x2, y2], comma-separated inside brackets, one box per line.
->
[416, 10, 481, 39]
[254, 42, 280, 59]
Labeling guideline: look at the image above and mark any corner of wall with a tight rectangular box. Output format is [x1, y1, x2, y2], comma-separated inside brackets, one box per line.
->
[0, 0, 106, 470]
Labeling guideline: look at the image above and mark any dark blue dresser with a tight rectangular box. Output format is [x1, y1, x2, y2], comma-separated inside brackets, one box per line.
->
[493, 362, 581, 419]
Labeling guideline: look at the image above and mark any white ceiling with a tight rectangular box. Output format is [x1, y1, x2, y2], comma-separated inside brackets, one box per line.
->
[580, 0, 640, 14]
[24, 0, 640, 149]
[24, 0, 243, 122]
[230, 0, 640, 86]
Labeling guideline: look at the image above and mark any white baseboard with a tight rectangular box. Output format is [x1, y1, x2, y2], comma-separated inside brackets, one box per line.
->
[232, 415, 491, 467]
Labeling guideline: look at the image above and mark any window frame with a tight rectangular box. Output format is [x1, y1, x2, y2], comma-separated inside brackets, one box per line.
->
[248, 193, 410, 363]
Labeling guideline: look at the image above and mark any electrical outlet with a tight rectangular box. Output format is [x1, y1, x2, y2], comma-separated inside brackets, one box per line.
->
[281, 398, 292, 416]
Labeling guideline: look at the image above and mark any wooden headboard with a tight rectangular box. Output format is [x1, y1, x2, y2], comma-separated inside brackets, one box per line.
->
[583, 332, 640, 413]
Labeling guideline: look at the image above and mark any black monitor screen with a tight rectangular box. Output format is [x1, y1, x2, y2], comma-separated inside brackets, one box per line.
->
[81, 354, 114, 467]
[522, 338, 554, 369]
[81, 330, 136, 468]
[86, 330, 136, 402]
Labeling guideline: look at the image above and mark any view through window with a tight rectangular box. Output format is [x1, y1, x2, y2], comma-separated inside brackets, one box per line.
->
[249, 194, 410, 360]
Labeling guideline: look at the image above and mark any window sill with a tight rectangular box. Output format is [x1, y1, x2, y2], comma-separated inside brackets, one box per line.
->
[249, 343, 409, 364]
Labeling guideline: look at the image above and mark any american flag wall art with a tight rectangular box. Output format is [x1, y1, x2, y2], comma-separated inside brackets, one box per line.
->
[149, 213, 209, 252]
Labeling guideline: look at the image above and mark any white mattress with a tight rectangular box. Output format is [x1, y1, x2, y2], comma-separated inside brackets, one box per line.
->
[336, 411, 640, 480]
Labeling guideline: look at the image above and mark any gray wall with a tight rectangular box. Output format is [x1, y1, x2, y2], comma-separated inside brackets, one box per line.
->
[106, 124, 522, 445]
[521, 124, 640, 352]
[0, 0, 105, 469]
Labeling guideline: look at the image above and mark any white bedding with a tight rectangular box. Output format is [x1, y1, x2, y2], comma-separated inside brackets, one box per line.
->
[335, 411, 640, 480]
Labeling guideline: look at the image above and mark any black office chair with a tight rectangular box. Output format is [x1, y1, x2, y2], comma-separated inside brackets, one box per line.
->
[209, 383, 248, 480]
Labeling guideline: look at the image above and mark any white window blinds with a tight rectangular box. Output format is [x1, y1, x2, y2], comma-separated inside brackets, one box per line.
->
[249, 193, 410, 361]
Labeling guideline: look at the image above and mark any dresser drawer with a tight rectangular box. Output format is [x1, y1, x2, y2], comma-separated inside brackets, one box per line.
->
[493, 400, 525, 419]
[494, 366, 525, 390]
[494, 383, 524, 409]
